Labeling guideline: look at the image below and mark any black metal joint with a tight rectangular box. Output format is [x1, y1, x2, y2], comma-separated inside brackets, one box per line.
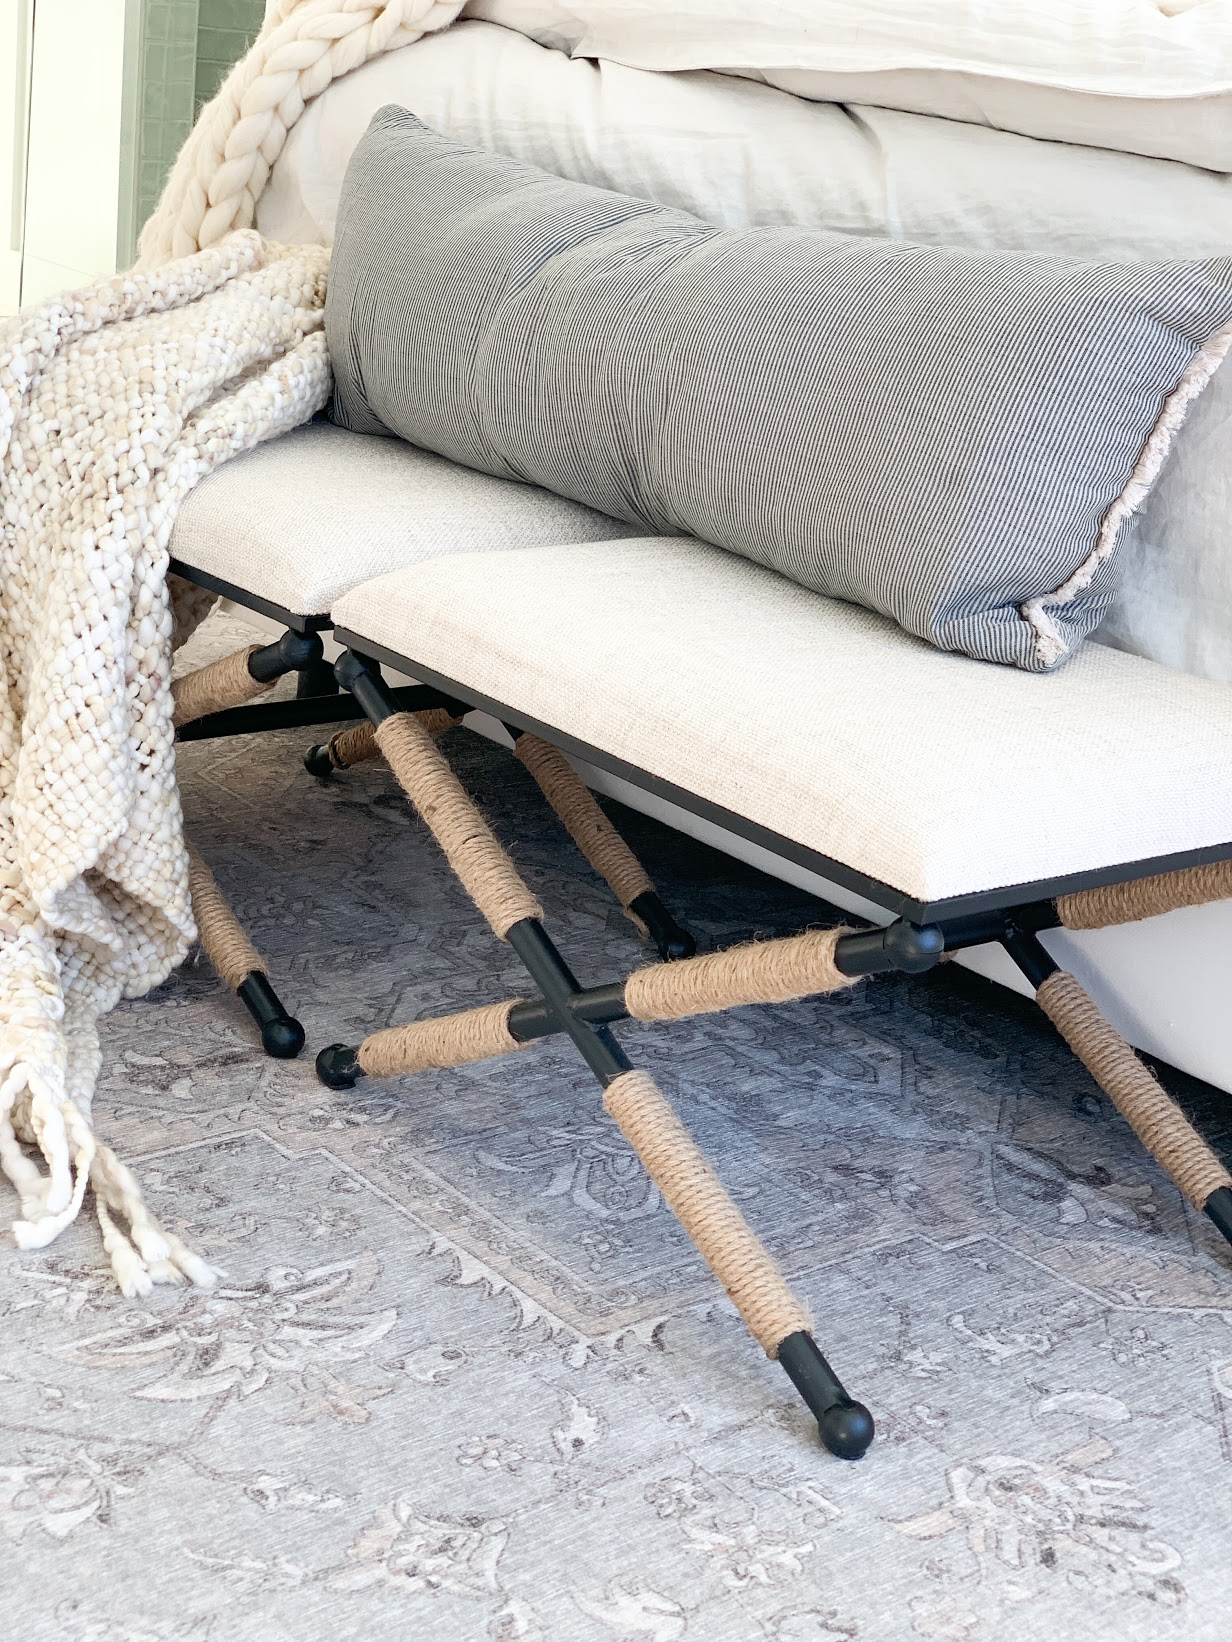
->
[335, 650, 402, 725]
[508, 981, 630, 1045]
[296, 657, 341, 699]
[1000, 919, 1060, 990]
[884, 919, 946, 973]
[777, 1331, 874, 1460]
[236, 972, 305, 1059]
[834, 920, 945, 978]
[248, 628, 324, 684]
[506, 918, 632, 1088]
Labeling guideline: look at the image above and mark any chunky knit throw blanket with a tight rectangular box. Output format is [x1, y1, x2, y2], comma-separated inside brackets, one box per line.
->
[0, 0, 466, 1292]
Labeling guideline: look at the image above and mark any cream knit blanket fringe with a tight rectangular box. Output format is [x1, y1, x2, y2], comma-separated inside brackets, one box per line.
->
[0, 0, 464, 1291]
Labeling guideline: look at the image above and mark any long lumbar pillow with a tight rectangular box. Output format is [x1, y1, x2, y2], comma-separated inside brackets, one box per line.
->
[327, 106, 1232, 670]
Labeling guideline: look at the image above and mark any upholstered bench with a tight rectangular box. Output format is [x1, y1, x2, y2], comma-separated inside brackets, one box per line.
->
[165, 422, 647, 1051]
[330, 537, 1232, 916]
[170, 421, 635, 631]
[293, 531, 1232, 1460]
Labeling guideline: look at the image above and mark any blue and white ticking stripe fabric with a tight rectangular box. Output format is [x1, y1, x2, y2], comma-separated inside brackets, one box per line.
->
[327, 106, 1232, 670]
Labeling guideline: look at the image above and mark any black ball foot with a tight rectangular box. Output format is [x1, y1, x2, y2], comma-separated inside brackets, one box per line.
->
[317, 1043, 362, 1089]
[261, 1015, 306, 1059]
[657, 929, 697, 962]
[818, 1400, 875, 1461]
[628, 891, 697, 963]
[776, 1330, 875, 1460]
[304, 744, 335, 780]
[237, 972, 305, 1060]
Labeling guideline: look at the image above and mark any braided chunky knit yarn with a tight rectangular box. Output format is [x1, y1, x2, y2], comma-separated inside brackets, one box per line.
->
[139, 0, 466, 265]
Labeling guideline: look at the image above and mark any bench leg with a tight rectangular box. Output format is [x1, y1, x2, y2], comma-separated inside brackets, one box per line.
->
[507, 730, 695, 961]
[1002, 923, 1232, 1247]
[172, 628, 324, 728]
[297, 656, 340, 699]
[303, 706, 458, 778]
[305, 703, 695, 962]
[320, 649, 875, 1459]
[172, 630, 327, 1057]
[187, 844, 305, 1059]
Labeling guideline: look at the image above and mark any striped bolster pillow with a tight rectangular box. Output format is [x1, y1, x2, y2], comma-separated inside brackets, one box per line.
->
[326, 106, 1232, 670]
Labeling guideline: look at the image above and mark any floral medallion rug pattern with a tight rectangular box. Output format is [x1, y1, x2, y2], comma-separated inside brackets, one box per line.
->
[2, 617, 1230, 1642]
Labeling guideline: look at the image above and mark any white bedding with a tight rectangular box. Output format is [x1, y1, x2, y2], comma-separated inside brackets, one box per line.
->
[258, 19, 1232, 682]
[468, 0, 1232, 171]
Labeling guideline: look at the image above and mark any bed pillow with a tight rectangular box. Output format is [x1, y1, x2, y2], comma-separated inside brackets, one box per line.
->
[468, 0, 1232, 171]
[326, 106, 1232, 671]
[265, 24, 1232, 682]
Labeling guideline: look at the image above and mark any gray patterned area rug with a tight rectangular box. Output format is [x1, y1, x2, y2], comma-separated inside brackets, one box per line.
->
[3, 628, 1231, 1642]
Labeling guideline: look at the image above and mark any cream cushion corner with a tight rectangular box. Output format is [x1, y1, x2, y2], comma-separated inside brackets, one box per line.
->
[169, 421, 637, 617]
[331, 537, 1232, 906]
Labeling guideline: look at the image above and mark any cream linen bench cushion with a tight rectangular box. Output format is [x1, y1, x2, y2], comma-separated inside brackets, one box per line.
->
[169, 421, 638, 623]
[331, 536, 1232, 916]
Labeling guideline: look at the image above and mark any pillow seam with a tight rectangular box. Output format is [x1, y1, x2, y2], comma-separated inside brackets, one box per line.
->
[1021, 315, 1232, 667]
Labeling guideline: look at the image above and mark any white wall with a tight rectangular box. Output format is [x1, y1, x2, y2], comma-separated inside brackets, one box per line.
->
[18, 0, 131, 305]
[0, 0, 33, 315]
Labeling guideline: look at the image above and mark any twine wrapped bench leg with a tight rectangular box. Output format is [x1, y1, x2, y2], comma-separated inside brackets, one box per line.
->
[319, 927, 864, 1083]
[173, 632, 326, 1059]
[1056, 859, 1232, 931]
[511, 732, 696, 961]
[303, 707, 458, 778]
[602, 1068, 873, 1458]
[307, 713, 695, 960]
[172, 630, 324, 730]
[340, 998, 530, 1084]
[172, 644, 273, 727]
[316, 649, 875, 1458]
[1002, 922, 1232, 1244]
[187, 844, 304, 1059]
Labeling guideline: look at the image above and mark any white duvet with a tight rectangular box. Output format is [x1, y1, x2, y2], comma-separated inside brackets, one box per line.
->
[257, 19, 1232, 682]
[469, 0, 1232, 171]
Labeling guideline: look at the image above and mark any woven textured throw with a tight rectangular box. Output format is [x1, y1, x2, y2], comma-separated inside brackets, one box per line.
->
[0, 0, 465, 1290]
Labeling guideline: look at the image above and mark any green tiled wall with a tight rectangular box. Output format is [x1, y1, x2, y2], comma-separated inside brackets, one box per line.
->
[195, 0, 264, 113]
[123, 0, 263, 263]
[134, 0, 199, 236]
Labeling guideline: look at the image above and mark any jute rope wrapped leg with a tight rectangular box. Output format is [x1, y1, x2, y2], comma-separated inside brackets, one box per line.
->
[1037, 970, 1232, 1214]
[172, 644, 273, 728]
[187, 844, 266, 989]
[173, 628, 329, 1058]
[357, 999, 528, 1079]
[331, 924, 862, 1083]
[1056, 859, 1232, 930]
[604, 1070, 810, 1356]
[315, 707, 457, 773]
[516, 733, 652, 907]
[512, 733, 695, 959]
[311, 714, 692, 954]
[322, 721, 380, 770]
[186, 843, 304, 1058]
[625, 928, 858, 1021]
[374, 711, 543, 938]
